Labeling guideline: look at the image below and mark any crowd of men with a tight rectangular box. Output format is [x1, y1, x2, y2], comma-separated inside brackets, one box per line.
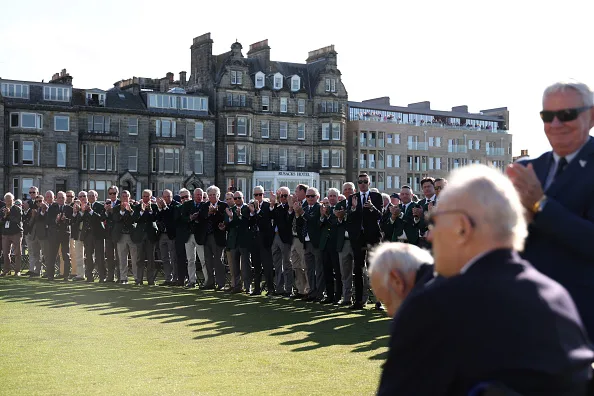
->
[0, 174, 447, 310]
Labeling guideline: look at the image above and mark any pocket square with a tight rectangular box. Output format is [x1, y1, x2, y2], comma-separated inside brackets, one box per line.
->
[579, 160, 587, 168]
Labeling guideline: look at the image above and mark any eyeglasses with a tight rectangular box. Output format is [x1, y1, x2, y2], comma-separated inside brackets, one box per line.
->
[108, 192, 117, 195]
[426, 210, 476, 229]
[29, 191, 36, 194]
[180, 195, 190, 199]
[358, 180, 369, 184]
[305, 194, 316, 198]
[66, 195, 74, 198]
[280, 194, 288, 198]
[35, 199, 43, 203]
[233, 197, 242, 200]
[254, 193, 263, 196]
[540, 106, 592, 123]
[434, 186, 443, 190]
[78, 195, 86, 198]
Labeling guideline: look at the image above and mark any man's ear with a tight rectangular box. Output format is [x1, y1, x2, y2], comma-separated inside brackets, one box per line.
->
[388, 269, 406, 298]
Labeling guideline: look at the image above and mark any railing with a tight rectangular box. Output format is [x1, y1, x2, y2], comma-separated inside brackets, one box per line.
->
[84, 129, 118, 136]
[318, 104, 345, 114]
[224, 98, 253, 109]
[407, 142, 428, 151]
[448, 145, 468, 153]
[352, 116, 508, 134]
[86, 99, 105, 107]
[486, 147, 505, 156]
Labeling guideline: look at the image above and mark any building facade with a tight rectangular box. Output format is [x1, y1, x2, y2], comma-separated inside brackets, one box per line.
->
[1, 70, 216, 200]
[347, 97, 513, 194]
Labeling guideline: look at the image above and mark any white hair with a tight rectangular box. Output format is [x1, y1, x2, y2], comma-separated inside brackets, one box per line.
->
[307, 187, 320, 197]
[441, 164, 527, 251]
[369, 243, 434, 287]
[234, 191, 244, 198]
[327, 188, 340, 196]
[381, 193, 390, 200]
[4, 192, 14, 200]
[206, 185, 220, 197]
[178, 188, 189, 196]
[278, 186, 290, 195]
[342, 182, 355, 191]
[253, 185, 264, 193]
[543, 80, 593, 107]
[370, 188, 379, 193]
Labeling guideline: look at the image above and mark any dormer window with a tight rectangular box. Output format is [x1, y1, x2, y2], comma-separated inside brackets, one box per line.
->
[273, 73, 283, 90]
[86, 92, 106, 107]
[231, 70, 243, 85]
[1, 82, 29, 99]
[325, 78, 337, 93]
[255, 72, 265, 89]
[44, 86, 71, 102]
[291, 76, 300, 92]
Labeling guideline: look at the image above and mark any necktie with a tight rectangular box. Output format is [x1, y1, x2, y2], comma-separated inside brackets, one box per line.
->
[554, 157, 568, 180]
[362, 193, 367, 205]
[302, 206, 310, 239]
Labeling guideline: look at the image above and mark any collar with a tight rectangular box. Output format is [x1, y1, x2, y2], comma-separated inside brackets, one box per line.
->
[459, 250, 495, 274]
[426, 194, 436, 202]
[552, 139, 588, 165]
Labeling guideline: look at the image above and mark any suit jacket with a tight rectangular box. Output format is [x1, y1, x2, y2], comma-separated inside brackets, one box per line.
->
[174, 202, 192, 243]
[225, 204, 252, 249]
[156, 200, 180, 240]
[199, 200, 228, 247]
[520, 136, 594, 337]
[251, 200, 274, 247]
[296, 202, 322, 248]
[181, 200, 206, 244]
[131, 202, 159, 243]
[1, 205, 23, 235]
[334, 197, 361, 251]
[319, 204, 338, 252]
[389, 202, 425, 244]
[342, 191, 383, 247]
[271, 202, 294, 244]
[104, 199, 120, 242]
[378, 249, 594, 396]
[380, 203, 395, 241]
[111, 203, 136, 243]
[22, 208, 34, 235]
[46, 203, 73, 235]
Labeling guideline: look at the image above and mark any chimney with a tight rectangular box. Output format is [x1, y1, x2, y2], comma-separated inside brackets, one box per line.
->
[190, 33, 214, 92]
[247, 39, 271, 69]
[180, 71, 187, 85]
[166, 72, 174, 82]
[451, 105, 469, 113]
[362, 97, 390, 106]
[408, 101, 431, 110]
[49, 69, 73, 85]
[306, 45, 337, 65]
[521, 149, 528, 156]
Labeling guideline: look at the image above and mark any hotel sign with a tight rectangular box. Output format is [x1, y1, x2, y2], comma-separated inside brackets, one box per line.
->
[278, 171, 311, 177]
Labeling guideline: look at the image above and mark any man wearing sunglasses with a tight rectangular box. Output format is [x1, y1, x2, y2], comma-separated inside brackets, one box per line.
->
[104, 186, 120, 282]
[270, 187, 294, 296]
[379, 164, 594, 395]
[506, 81, 594, 338]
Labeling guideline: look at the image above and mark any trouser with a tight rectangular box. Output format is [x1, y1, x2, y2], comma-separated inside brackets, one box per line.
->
[290, 237, 309, 294]
[184, 235, 205, 284]
[72, 239, 85, 278]
[60, 238, 77, 276]
[271, 234, 292, 294]
[323, 247, 342, 301]
[26, 234, 42, 273]
[41, 238, 53, 274]
[116, 234, 137, 281]
[136, 238, 156, 283]
[203, 234, 225, 288]
[105, 237, 119, 281]
[2, 233, 23, 274]
[85, 237, 105, 281]
[175, 235, 188, 283]
[230, 247, 251, 290]
[353, 241, 375, 304]
[47, 232, 71, 279]
[338, 239, 354, 303]
[251, 233, 274, 292]
[158, 234, 177, 282]
[304, 242, 324, 299]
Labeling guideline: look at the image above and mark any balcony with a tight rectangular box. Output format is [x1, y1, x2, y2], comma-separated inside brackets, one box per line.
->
[486, 147, 505, 156]
[351, 116, 509, 134]
[86, 98, 105, 107]
[407, 142, 428, 151]
[448, 145, 468, 153]
[318, 104, 345, 115]
[223, 98, 253, 110]
[80, 129, 119, 141]
[252, 162, 321, 173]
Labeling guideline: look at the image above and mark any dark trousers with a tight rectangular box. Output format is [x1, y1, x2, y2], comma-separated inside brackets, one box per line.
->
[322, 248, 342, 301]
[175, 235, 188, 283]
[230, 247, 251, 291]
[251, 233, 274, 292]
[353, 238, 379, 304]
[304, 242, 324, 299]
[105, 237, 119, 281]
[47, 232, 71, 279]
[136, 239, 156, 283]
[204, 234, 225, 288]
[84, 237, 106, 280]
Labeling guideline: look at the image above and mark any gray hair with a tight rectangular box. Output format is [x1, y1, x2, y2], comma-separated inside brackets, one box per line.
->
[381, 193, 390, 201]
[4, 192, 14, 200]
[543, 81, 593, 107]
[87, 190, 97, 197]
[442, 164, 527, 251]
[108, 185, 119, 194]
[78, 191, 88, 197]
[342, 182, 355, 191]
[253, 185, 264, 193]
[307, 187, 320, 197]
[233, 191, 244, 198]
[206, 185, 220, 197]
[278, 186, 290, 195]
[369, 242, 434, 287]
[370, 188, 380, 193]
[178, 188, 189, 196]
[327, 188, 340, 196]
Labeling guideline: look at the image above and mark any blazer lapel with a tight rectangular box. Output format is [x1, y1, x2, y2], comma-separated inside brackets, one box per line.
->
[546, 137, 594, 197]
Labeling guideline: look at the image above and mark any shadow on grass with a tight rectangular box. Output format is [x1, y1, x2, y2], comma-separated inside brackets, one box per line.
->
[0, 278, 390, 359]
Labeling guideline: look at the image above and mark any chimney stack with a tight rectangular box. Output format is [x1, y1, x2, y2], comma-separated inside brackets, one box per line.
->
[180, 71, 187, 85]
[49, 69, 73, 85]
[247, 39, 271, 69]
[166, 72, 174, 82]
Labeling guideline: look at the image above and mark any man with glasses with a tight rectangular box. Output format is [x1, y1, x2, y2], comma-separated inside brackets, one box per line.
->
[271, 187, 294, 296]
[224, 191, 252, 293]
[433, 178, 447, 201]
[104, 186, 120, 282]
[82, 190, 106, 282]
[156, 189, 180, 286]
[378, 164, 594, 395]
[24, 186, 43, 276]
[506, 80, 594, 338]
[45, 191, 73, 281]
[112, 190, 137, 284]
[334, 182, 357, 306]
[180, 188, 206, 289]
[249, 186, 274, 296]
[289, 184, 309, 298]
[174, 188, 191, 286]
[60, 190, 78, 278]
[131, 189, 159, 286]
[70, 191, 88, 281]
[198, 186, 227, 291]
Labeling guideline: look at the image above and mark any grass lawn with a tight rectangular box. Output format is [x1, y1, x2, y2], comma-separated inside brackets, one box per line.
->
[0, 277, 390, 395]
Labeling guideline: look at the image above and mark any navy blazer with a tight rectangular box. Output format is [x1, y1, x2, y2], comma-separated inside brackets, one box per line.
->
[519, 136, 594, 337]
[377, 249, 594, 396]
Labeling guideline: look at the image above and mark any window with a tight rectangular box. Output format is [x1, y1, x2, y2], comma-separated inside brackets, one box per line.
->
[394, 176, 401, 189]
[332, 123, 341, 140]
[43, 86, 71, 102]
[23, 141, 34, 165]
[227, 93, 246, 107]
[321, 149, 330, 168]
[88, 115, 110, 133]
[261, 147, 269, 166]
[280, 97, 287, 113]
[194, 122, 204, 139]
[279, 148, 288, 167]
[128, 148, 138, 172]
[297, 150, 305, 167]
[435, 157, 441, 170]
[280, 122, 288, 139]
[322, 123, 330, 140]
[81, 144, 88, 170]
[156, 119, 176, 137]
[230, 70, 243, 85]
[158, 148, 180, 174]
[179, 96, 208, 111]
[95, 145, 107, 170]
[227, 118, 235, 135]
[297, 122, 305, 140]
[261, 120, 269, 138]
[325, 78, 337, 92]
[57, 143, 66, 167]
[262, 96, 269, 111]
[1, 83, 29, 99]
[476, 140, 481, 150]
[298, 99, 305, 114]
[387, 155, 393, 168]
[194, 151, 203, 174]
[13, 178, 19, 199]
[237, 117, 247, 136]
[22, 178, 34, 199]
[237, 178, 247, 194]
[255, 72, 265, 89]
[274, 73, 283, 89]
[227, 145, 235, 164]
[369, 153, 376, 169]
[394, 134, 401, 144]
[468, 139, 474, 150]
[387, 134, 393, 144]
[237, 145, 247, 164]
[291, 76, 300, 91]
[12, 141, 19, 165]
[128, 118, 138, 135]
[11, 112, 43, 129]
[387, 176, 393, 189]
[378, 152, 385, 169]
[395, 155, 400, 168]
[429, 157, 434, 170]
[151, 148, 157, 173]
[148, 94, 177, 109]
[435, 137, 441, 147]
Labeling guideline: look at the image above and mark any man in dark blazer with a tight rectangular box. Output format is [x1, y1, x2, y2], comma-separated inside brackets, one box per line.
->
[104, 185, 120, 282]
[506, 81, 594, 338]
[45, 191, 73, 280]
[388, 186, 425, 246]
[82, 190, 106, 282]
[173, 189, 191, 286]
[379, 164, 594, 396]
[249, 186, 275, 295]
[180, 188, 205, 288]
[199, 186, 228, 290]
[319, 188, 342, 304]
[112, 190, 137, 285]
[131, 189, 159, 285]
[224, 191, 252, 293]
[335, 182, 359, 305]
[270, 187, 294, 296]
[1, 193, 24, 276]
[156, 189, 180, 286]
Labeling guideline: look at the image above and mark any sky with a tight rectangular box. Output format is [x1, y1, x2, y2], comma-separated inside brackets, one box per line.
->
[1, 0, 592, 157]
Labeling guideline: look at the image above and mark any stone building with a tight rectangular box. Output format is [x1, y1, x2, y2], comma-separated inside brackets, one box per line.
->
[347, 97, 513, 194]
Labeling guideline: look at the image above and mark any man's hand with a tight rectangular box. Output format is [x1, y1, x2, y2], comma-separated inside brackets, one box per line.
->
[190, 212, 200, 221]
[287, 194, 294, 207]
[23, 201, 30, 211]
[364, 200, 373, 211]
[225, 207, 233, 218]
[428, 201, 436, 213]
[390, 205, 401, 218]
[254, 199, 260, 212]
[351, 195, 358, 209]
[334, 208, 345, 220]
[157, 197, 165, 209]
[217, 222, 225, 231]
[505, 163, 544, 210]
[208, 204, 217, 215]
[269, 192, 276, 206]
[412, 206, 424, 219]
[293, 201, 302, 215]
[320, 204, 328, 217]
[248, 203, 256, 214]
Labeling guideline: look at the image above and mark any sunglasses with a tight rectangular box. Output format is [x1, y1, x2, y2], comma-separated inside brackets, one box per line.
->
[434, 186, 443, 190]
[358, 180, 369, 184]
[180, 195, 190, 199]
[426, 210, 476, 229]
[254, 193, 263, 196]
[540, 106, 591, 123]
[233, 197, 242, 200]
[306, 194, 316, 198]
[35, 200, 43, 203]
[108, 192, 117, 195]
[280, 194, 288, 198]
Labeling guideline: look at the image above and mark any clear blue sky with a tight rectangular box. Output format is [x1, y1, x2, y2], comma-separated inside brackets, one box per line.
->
[1, 0, 592, 157]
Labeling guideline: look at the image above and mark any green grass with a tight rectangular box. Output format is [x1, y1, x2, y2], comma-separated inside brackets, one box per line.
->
[0, 277, 390, 395]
